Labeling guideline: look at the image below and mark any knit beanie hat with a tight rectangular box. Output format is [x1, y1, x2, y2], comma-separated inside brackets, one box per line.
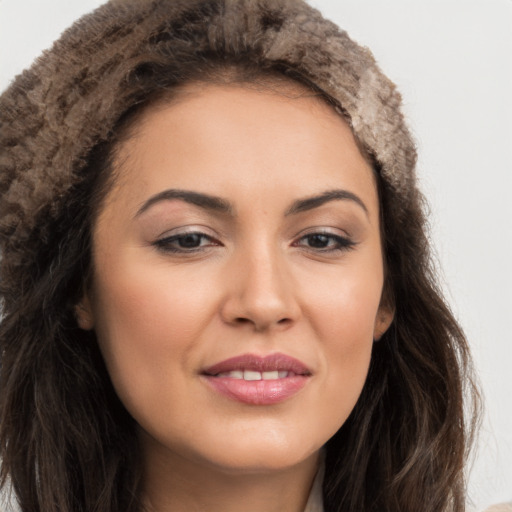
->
[0, 0, 417, 299]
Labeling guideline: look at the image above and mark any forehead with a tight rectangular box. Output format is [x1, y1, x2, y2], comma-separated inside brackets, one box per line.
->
[105, 83, 378, 220]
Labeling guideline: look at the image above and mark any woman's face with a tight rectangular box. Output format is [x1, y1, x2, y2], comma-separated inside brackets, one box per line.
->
[78, 84, 392, 474]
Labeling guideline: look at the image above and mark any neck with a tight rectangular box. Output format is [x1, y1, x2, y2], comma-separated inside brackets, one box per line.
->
[140, 434, 320, 512]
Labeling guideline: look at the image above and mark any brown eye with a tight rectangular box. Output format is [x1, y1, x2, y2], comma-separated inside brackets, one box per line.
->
[153, 232, 219, 253]
[305, 234, 331, 248]
[175, 233, 204, 248]
[294, 232, 356, 252]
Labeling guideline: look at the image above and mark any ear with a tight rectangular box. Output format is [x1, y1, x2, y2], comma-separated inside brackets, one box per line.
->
[75, 293, 95, 331]
[373, 304, 394, 341]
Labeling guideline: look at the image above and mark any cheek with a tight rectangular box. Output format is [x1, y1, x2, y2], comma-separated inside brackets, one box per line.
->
[90, 255, 219, 408]
[304, 255, 383, 342]
[313, 286, 377, 335]
[94, 250, 217, 337]
[302, 264, 383, 422]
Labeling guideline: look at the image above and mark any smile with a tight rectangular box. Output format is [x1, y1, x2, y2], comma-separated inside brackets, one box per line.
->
[215, 370, 292, 380]
[201, 353, 311, 405]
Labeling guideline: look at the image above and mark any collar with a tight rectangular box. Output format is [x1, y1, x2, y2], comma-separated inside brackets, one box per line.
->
[303, 452, 325, 512]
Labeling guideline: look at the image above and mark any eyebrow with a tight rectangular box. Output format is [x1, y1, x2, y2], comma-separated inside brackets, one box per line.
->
[284, 189, 369, 217]
[135, 189, 233, 217]
[135, 188, 368, 218]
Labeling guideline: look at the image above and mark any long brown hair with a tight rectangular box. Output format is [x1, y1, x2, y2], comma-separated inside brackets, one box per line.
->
[0, 1, 480, 511]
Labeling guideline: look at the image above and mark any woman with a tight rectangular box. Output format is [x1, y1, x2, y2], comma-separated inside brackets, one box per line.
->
[0, 0, 481, 511]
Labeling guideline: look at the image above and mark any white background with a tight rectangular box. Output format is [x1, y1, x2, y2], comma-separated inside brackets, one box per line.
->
[1, 0, 511, 510]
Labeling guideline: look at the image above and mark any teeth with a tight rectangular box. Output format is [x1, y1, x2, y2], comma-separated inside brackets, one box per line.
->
[244, 370, 261, 381]
[215, 370, 291, 380]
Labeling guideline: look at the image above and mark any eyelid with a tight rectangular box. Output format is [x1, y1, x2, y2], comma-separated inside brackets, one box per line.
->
[150, 224, 356, 256]
[291, 227, 357, 253]
[155, 225, 218, 239]
[294, 225, 352, 238]
[152, 226, 223, 254]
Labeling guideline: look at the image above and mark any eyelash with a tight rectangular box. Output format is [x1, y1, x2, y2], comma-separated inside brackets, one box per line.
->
[293, 231, 356, 253]
[153, 232, 218, 253]
[153, 230, 356, 255]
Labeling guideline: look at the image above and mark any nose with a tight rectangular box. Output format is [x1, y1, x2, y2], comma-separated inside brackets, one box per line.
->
[219, 244, 301, 332]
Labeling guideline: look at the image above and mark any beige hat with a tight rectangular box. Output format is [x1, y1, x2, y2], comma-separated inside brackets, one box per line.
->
[0, 0, 416, 294]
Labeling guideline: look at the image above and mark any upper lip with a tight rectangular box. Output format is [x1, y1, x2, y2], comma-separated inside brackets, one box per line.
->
[202, 353, 311, 376]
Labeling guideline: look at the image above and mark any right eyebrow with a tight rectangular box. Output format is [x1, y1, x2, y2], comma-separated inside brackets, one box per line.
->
[134, 189, 234, 218]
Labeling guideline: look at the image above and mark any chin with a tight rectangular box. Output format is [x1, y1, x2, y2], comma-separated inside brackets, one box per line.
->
[201, 445, 319, 475]
[184, 424, 325, 474]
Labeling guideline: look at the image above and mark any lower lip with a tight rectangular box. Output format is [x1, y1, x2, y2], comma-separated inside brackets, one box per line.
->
[202, 375, 309, 405]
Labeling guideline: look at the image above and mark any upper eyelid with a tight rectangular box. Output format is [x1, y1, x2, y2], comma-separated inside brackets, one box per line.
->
[155, 226, 350, 237]
[153, 226, 353, 241]
[156, 225, 220, 239]
[149, 221, 357, 252]
[152, 234, 354, 257]
[293, 225, 353, 239]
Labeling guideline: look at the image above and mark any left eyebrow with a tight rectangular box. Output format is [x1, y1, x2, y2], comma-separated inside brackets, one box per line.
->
[284, 189, 369, 217]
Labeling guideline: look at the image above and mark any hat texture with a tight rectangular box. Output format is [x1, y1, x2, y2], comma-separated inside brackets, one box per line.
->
[0, 0, 417, 285]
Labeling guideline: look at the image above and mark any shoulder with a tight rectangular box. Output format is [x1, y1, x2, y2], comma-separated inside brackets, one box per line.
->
[483, 504, 512, 512]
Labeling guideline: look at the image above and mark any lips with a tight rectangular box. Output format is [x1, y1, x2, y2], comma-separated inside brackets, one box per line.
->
[201, 353, 311, 405]
[203, 353, 311, 375]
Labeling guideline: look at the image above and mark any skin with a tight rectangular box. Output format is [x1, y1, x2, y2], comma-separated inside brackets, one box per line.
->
[77, 83, 393, 512]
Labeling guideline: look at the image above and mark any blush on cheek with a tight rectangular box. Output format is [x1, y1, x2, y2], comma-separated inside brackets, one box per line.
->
[307, 279, 382, 340]
[308, 280, 379, 424]
[91, 261, 207, 392]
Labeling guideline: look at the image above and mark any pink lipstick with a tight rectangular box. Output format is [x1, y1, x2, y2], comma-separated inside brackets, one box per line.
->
[201, 353, 311, 405]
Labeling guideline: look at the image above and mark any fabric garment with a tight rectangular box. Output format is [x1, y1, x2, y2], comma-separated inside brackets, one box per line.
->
[303, 455, 325, 512]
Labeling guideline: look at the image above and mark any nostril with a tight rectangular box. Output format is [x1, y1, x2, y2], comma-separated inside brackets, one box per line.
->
[231, 316, 292, 330]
